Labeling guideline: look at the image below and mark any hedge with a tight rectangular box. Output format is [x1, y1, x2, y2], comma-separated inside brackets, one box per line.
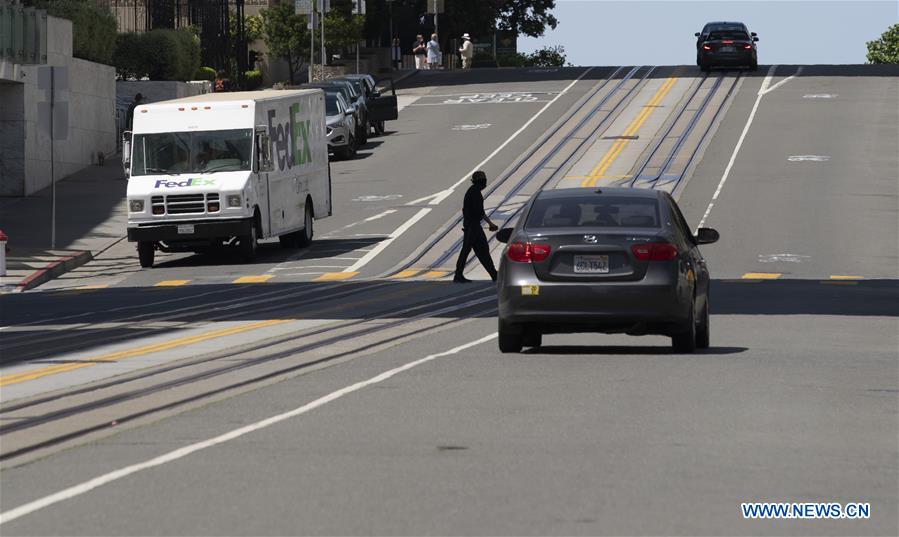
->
[35, 0, 117, 64]
[113, 29, 201, 81]
[195, 66, 217, 81]
[244, 70, 263, 89]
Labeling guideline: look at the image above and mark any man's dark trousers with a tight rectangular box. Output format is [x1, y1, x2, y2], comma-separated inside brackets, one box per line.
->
[455, 226, 497, 280]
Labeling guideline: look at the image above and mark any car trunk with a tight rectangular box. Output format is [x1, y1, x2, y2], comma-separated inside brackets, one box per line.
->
[705, 39, 751, 54]
[525, 229, 665, 283]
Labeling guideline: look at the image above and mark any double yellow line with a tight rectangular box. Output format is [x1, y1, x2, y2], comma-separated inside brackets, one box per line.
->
[0, 319, 291, 387]
[582, 77, 678, 187]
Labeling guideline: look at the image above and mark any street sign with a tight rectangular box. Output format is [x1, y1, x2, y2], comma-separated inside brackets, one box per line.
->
[352, 0, 366, 15]
[426, 0, 444, 14]
[295, 0, 312, 15]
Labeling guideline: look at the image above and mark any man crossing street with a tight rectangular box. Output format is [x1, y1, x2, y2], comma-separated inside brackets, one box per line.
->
[454, 171, 498, 283]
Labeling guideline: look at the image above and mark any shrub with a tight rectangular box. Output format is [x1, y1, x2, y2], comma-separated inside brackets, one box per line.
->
[496, 52, 526, 67]
[112, 32, 147, 79]
[37, 0, 117, 64]
[195, 66, 217, 81]
[244, 70, 263, 90]
[113, 28, 201, 81]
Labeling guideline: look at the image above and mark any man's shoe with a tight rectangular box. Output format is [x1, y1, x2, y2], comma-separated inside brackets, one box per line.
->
[453, 276, 472, 283]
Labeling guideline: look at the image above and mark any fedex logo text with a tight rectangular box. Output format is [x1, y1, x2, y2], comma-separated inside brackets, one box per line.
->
[155, 178, 216, 188]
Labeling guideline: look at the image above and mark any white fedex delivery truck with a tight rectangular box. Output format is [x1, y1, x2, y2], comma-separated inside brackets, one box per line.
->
[123, 89, 331, 268]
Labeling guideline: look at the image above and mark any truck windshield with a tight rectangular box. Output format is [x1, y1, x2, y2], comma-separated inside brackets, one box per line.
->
[131, 129, 253, 176]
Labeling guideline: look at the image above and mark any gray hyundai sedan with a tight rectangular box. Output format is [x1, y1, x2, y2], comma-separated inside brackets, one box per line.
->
[496, 188, 719, 353]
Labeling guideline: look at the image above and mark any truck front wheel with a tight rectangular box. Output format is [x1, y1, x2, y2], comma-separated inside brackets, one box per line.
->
[137, 242, 155, 268]
[297, 200, 314, 247]
[240, 218, 258, 262]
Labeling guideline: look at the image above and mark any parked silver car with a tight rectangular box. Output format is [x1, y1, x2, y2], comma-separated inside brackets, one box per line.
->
[325, 92, 357, 159]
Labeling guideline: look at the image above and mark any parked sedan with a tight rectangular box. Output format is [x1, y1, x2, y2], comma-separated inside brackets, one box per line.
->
[337, 74, 399, 135]
[325, 92, 357, 159]
[496, 187, 720, 353]
[695, 21, 759, 71]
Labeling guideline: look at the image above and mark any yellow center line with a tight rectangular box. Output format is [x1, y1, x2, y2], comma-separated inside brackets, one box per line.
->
[421, 271, 450, 279]
[155, 280, 191, 287]
[742, 272, 782, 280]
[582, 77, 677, 188]
[0, 319, 292, 387]
[390, 270, 420, 279]
[315, 272, 358, 282]
[233, 275, 273, 284]
[829, 275, 864, 280]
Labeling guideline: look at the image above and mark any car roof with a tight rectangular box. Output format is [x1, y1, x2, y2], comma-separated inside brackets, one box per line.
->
[703, 21, 748, 29]
[534, 187, 663, 200]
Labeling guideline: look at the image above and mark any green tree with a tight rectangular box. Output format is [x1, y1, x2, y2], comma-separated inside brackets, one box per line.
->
[525, 44, 567, 67]
[866, 23, 899, 64]
[494, 0, 558, 38]
[324, 8, 365, 56]
[260, 2, 310, 84]
[26, 0, 117, 64]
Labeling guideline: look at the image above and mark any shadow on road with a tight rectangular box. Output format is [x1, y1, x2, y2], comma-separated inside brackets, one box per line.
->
[525, 345, 748, 356]
[0, 278, 895, 368]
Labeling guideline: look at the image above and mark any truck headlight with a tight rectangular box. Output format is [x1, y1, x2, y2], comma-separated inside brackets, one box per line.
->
[227, 195, 242, 208]
[129, 199, 144, 212]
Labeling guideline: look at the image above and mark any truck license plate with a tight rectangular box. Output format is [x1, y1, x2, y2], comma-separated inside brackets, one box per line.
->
[574, 255, 609, 274]
[177, 224, 195, 235]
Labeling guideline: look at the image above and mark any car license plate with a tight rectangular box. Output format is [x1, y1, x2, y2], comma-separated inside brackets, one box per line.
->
[574, 255, 609, 274]
[177, 224, 195, 235]
[720, 46, 735, 52]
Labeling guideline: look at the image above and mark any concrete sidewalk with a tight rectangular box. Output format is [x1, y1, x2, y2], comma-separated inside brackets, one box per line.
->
[0, 161, 128, 292]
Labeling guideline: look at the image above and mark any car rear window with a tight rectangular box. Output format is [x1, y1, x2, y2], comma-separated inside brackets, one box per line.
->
[709, 30, 749, 40]
[525, 196, 661, 229]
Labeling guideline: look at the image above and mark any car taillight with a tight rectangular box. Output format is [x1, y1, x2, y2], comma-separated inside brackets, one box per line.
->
[630, 242, 678, 261]
[507, 242, 551, 263]
[743, 44, 752, 49]
[703, 44, 711, 50]
[722, 40, 734, 44]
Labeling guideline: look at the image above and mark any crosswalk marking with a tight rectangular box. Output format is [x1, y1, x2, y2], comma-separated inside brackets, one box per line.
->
[233, 275, 273, 284]
[314, 272, 358, 282]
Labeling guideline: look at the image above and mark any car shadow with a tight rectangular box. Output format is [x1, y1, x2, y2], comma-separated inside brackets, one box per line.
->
[523, 345, 748, 356]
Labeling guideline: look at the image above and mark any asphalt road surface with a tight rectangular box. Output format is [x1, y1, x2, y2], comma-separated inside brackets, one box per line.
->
[1, 65, 897, 536]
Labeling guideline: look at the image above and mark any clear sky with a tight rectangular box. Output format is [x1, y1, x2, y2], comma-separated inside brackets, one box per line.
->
[518, 1, 899, 66]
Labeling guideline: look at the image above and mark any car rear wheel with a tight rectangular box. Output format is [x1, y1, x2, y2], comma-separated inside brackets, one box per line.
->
[700, 63, 710, 73]
[749, 60, 758, 71]
[671, 301, 697, 353]
[498, 322, 523, 353]
[137, 241, 155, 268]
[696, 300, 710, 349]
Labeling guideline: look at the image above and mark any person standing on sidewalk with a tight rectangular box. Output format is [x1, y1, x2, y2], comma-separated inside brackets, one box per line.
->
[459, 33, 474, 69]
[412, 35, 427, 70]
[427, 33, 441, 70]
[454, 171, 498, 283]
[125, 93, 142, 130]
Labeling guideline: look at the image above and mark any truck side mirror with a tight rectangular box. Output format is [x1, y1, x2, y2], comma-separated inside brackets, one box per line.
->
[255, 128, 273, 172]
[122, 131, 132, 174]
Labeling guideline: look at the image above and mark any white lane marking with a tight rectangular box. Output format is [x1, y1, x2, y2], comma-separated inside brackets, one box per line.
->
[345, 67, 597, 272]
[352, 195, 403, 202]
[452, 124, 492, 131]
[0, 333, 498, 526]
[787, 155, 830, 162]
[804, 93, 837, 99]
[759, 66, 803, 95]
[758, 253, 810, 263]
[344, 208, 432, 273]
[697, 65, 776, 230]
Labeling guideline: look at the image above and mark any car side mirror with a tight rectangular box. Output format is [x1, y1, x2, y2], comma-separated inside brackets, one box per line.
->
[694, 32, 700, 37]
[344, 109, 353, 116]
[695, 227, 719, 245]
[255, 127, 273, 172]
[372, 90, 380, 98]
[496, 228, 514, 243]
[751, 32, 757, 36]
[121, 130, 132, 173]
[753, 36, 759, 42]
